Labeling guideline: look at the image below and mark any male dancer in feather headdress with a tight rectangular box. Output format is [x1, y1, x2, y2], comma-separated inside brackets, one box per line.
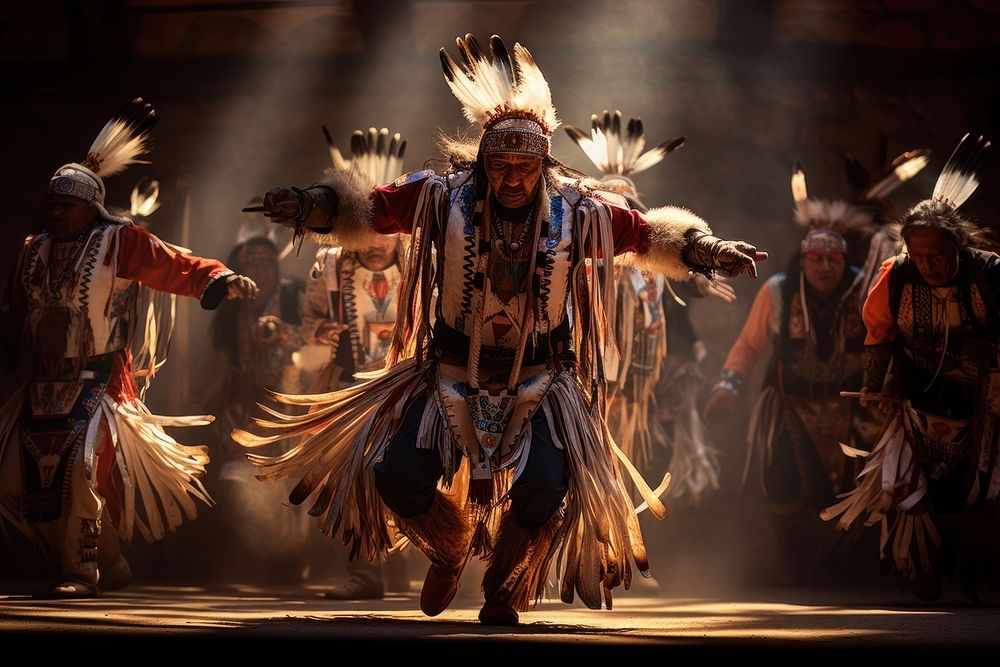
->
[703, 151, 926, 580]
[824, 135, 1000, 600]
[301, 127, 409, 599]
[0, 99, 258, 597]
[564, 110, 728, 505]
[234, 35, 765, 625]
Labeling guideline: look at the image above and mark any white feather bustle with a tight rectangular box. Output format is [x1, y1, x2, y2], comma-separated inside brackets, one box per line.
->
[565, 109, 684, 177]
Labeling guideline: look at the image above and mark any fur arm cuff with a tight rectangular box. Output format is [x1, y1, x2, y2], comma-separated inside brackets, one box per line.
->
[622, 205, 711, 281]
[301, 168, 376, 250]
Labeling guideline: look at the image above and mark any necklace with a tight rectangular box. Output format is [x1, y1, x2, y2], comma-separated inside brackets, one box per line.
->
[486, 202, 536, 307]
[490, 202, 535, 258]
[46, 234, 89, 296]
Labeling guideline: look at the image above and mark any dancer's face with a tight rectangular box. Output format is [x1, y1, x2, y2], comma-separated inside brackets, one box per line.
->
[906, 227, 958, 286]
[46, 194, 97, 240]
[358, 234, 398, 271]
[801, 250, 846, 297]
[484, 154, 543, 208]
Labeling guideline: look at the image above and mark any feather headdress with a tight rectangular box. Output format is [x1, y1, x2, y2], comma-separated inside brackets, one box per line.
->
[324, 124, 408, 187]
[440, 34, 557, 157]
[791, 161, 876, 242]
[81, 98, 158, 180]
[49, 98, 158, 220]
[931, 133, 990, 209]
[129, 177, 161, 218]
[900, 133, 994, 251]
[564, 109, 685, 177]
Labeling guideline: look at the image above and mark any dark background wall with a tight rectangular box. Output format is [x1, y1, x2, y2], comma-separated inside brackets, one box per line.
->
[3, 0, 997, 343]
[2, 0, 998, 588]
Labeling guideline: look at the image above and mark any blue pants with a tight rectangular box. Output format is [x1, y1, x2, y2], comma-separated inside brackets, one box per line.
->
[373, 396, 568, 529]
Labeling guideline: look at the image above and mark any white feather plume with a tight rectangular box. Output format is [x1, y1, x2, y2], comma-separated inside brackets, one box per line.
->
[511, 42, 559, 131]
[83, 98, 158, 179]
[440, 34, 558, 133]
[932, 133, 991, 209]
[130, 178, 161, 217]
[564, 109, 684, 176]
[791, 161, 808, 216]
[325, 126, 408, 187]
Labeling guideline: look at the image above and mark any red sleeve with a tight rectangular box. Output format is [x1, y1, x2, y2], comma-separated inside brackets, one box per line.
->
[115, 225, 230, 299]
[722, 279, 774, 377]
[863, 259, 897, 346]
[584, 192, 650, 256]
[609, 205, 649, 255]
[371, 175, 434, 235]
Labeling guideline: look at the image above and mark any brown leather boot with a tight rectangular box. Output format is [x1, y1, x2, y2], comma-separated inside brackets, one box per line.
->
[50, 517, 100, 598]
[420, 563, 463, 616]
[396, 492, 471, 617]
[479, 512, 562, 625]
[478, 598, 519, 625]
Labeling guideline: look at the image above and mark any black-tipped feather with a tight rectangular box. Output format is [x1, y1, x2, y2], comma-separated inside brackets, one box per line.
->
[489, 35, 515, 84]
[626, 118, 641, 142]
[350, 130, 366, 156]
[376, 127, 387, 156]
[662, 136, 686, 153]
[113, 97, 159, 135]
[564, 126, 589, 143]
[933, 133, 992, 208]
[439, 48, 457, 81]
[568, 109, 684, 176]
[463, 33, 487, 67]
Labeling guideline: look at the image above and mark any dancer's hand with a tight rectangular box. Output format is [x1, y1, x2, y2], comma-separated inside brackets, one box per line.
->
[858, 386, 900, 415]
[226, 274, 259, 300]
[315, 321, 348, 349]
[703, 384, 737, 417]
[693, 273, 737, 302]
[858, 387, 875, 408]
[262, 187, 305, 225]
[685, 234, 768, 279]
[712, 240, 767, 278]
